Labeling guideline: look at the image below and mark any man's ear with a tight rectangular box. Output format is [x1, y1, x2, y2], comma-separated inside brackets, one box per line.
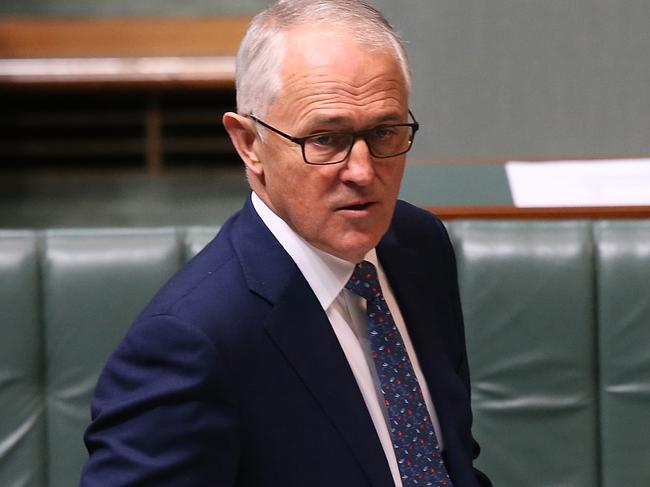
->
[222, 112, 264, 176]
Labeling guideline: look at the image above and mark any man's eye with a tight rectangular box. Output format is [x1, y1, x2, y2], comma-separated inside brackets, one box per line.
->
[309, 133, 350, 148]
[311, 134, 336, 146]
[370, 127, 397, 138]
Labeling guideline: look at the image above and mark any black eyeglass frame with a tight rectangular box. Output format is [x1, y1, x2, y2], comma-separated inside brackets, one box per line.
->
[247, 110, 419, 165]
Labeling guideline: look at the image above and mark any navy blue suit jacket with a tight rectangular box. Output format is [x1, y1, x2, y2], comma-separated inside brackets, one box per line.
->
[80, 196, 491, 487]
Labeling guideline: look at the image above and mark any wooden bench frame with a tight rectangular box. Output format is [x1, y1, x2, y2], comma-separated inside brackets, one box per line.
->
[0, 17, 251, 88]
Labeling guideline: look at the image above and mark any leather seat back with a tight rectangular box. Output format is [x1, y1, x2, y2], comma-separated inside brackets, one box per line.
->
[595, 221, 650, 487]
[448, 221, 599, 487]
[43, 228, 184, 487]
[2, 221, 649, 487]
[0, 231, 46, 487]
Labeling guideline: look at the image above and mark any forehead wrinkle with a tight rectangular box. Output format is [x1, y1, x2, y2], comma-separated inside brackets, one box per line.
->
[299, 92, 404, 110]
[283, 87, 406, 127]
[284, 73, 404, 97]
[294, 96, 406, 128]
[283, 81, 406, 115]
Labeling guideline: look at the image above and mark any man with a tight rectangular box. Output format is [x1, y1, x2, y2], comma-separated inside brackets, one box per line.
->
[80, 1, 491, 486]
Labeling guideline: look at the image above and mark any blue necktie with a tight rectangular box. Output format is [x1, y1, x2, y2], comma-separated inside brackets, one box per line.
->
[346, 261, 453, 486]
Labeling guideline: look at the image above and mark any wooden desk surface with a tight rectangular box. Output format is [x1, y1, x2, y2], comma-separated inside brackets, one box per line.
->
[0, 17, 250, 88]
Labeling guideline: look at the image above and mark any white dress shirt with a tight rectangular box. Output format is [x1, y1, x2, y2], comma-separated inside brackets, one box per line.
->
[251, 193, 443, 487]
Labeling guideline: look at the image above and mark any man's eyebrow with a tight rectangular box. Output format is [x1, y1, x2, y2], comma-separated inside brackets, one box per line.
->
[306, 115, 348, 127]
[372, 112, 405, 124]
[306, 112, 405, 131]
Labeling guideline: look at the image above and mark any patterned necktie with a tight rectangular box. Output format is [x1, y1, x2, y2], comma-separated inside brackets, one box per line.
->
[346, 260, 453, 486]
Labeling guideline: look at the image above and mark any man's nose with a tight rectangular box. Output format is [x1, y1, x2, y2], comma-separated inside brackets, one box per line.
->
[341, 137, 375, 186]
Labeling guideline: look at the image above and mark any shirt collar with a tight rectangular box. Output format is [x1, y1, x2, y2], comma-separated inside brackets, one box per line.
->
[251, 192, 377, 309]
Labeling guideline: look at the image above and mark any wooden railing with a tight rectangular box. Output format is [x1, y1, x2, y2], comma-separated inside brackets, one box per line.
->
[0, 17, 251, 88]
[429, 205, 650, 219]
[0, 17, 250, 171]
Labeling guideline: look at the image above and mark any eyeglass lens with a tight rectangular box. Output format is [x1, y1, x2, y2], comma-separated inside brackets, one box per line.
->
[303, 126, 414, 164]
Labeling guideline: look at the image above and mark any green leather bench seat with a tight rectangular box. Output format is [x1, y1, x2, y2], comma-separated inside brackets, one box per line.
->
[1, 220, 649, 487]
[448, 221, 598, 487]
[595, 221, 650, 487]
[43, 229, 184, 487]
[0, 228, 216, 487]
[0, 232, 45, 487]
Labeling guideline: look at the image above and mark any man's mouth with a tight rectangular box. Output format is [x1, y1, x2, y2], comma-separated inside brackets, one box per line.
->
[338, 201, 377, 212]
[345, 202, 373, 211]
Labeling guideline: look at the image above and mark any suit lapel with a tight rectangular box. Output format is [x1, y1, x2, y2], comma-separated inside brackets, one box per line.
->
[264, 278, 393, 486]
[231, 197, 394, 487]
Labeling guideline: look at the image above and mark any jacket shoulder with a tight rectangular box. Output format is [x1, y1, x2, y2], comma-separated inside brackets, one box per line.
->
[389, 200, 449, 248]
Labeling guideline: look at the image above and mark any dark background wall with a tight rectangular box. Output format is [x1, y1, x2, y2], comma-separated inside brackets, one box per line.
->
[2, 0, 649, 160]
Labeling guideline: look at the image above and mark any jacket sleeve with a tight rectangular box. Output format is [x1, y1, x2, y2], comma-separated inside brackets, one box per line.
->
[79, 313, 240, 487]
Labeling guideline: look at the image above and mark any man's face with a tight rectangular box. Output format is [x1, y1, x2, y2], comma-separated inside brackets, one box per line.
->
[253, 27, 409, 262]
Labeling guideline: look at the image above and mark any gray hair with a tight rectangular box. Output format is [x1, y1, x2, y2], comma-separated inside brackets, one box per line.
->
[235, 0, 411, 118]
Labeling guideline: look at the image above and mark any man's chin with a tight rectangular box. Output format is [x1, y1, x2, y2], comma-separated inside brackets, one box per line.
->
[326, 234, 384, 263]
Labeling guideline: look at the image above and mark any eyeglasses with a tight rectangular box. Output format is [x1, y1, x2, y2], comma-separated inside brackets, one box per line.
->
[247, 111, 419, 165]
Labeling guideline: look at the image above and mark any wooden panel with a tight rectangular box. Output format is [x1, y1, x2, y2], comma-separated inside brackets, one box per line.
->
[0, 56, 236, 89]
[0, 17, 250, 88]
[431, 205, 650, 220]
[0, 17, 251, 57]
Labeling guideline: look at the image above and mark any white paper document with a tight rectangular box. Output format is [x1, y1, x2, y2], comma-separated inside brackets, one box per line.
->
[505, 159, 650, 207]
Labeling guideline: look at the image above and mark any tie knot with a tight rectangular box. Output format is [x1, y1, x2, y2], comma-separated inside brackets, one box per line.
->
[345, 260, 382, 301]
